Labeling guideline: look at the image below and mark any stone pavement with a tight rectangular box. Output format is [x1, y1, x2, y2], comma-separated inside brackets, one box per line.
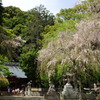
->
[0, 96, 45, 100]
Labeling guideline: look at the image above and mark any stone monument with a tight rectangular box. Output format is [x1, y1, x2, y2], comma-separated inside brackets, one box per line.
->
[45, 82, 60, 100]
[25, 81, 32, 96]
[61, 72, 79, 100]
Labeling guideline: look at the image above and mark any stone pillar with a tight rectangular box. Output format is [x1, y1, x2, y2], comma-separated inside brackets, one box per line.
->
[27, 82, 32, 96]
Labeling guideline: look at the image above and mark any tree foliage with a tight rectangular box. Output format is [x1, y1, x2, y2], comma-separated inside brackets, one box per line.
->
[38, 0, 100, 87]
[0, 0, 3, 25]
[0, 73, 9, 88]
[0, 0, 100, 88]
[20, 49, 40, 86]
[19, 5, 55, 86]
[22, 5, 54, 50]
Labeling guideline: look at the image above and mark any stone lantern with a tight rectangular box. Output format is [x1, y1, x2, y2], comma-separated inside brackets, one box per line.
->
[27, 81, 32, 96]
[61, 72, 79, 100]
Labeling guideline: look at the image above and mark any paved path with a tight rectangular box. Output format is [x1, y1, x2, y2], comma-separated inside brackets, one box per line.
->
[0, 96, 45, 100]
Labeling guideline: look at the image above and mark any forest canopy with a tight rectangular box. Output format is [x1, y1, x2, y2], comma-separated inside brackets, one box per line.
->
[0, 0, 100, 88]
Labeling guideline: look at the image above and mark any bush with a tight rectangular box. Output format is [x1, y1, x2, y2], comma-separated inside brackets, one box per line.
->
[0, 73, 9, 88]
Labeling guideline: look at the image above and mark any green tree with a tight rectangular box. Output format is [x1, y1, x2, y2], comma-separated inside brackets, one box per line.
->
[3, 6, 28, 33]
[0, 0, 3, 25]
[22, 5, 54, 50]
[1, 6, 28, 61]
[0, 1, 11, 84]
[20, 5, 54, 87]
[20, 50, 40, 87]
[56, 8, 84, 22]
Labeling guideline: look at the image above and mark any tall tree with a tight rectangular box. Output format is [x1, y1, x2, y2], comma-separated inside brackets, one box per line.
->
[20, 49, 40, 86]
[0, 0, 3, 25]
[20, 5, 54, 87]
[22, 5, 54, 50]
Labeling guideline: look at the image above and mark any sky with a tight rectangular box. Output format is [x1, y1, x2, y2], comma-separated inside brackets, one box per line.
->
[2, 0, 78, 15]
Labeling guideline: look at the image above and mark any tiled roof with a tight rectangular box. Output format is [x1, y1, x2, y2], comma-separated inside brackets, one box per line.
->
[8, 66, 27, 78]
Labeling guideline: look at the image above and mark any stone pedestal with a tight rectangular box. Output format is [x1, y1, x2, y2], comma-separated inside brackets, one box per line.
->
[27, 85, 31, 96]
[25, 82, 32, 96]
[45, 83, 60, 100]
[61, 83, 79, 100]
